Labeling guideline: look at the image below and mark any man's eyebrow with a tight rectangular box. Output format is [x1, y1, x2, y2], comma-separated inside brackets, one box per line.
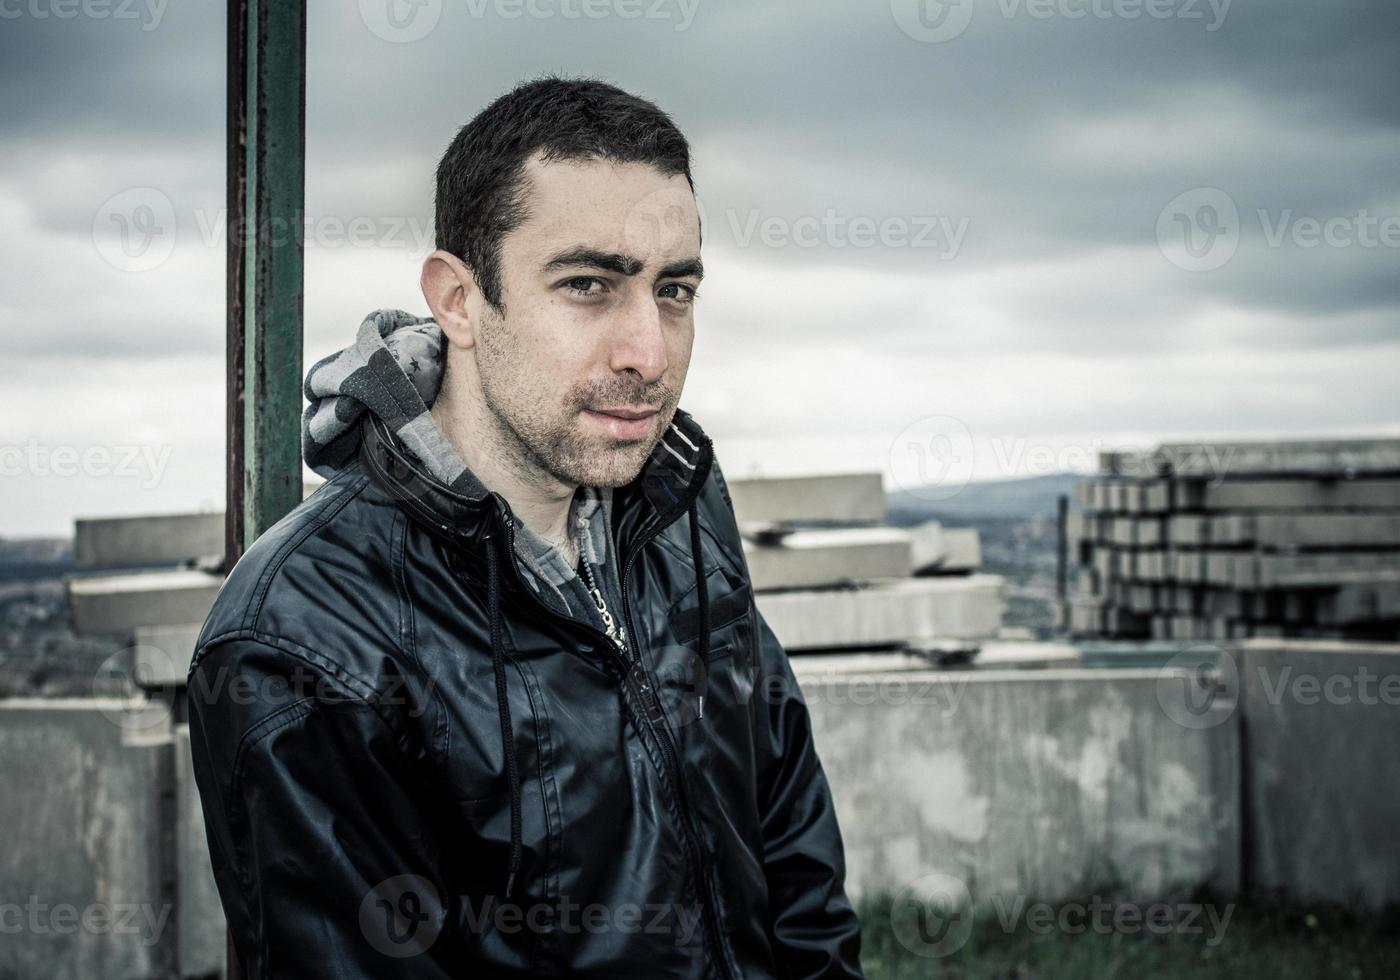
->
[542, 247, 704, 282]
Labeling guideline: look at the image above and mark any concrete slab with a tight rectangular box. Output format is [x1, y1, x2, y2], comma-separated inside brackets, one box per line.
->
[726, 472, 886, 524]
[75, 512, 223, 568]
[1235, 639, 1400, 909]
[66, 570, 222, 637]
[742, 527, 912, 590]
[756, 574, 1005, 649]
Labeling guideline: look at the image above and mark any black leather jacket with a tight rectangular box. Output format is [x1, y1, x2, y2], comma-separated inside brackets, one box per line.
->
[187, 408, 865, 978]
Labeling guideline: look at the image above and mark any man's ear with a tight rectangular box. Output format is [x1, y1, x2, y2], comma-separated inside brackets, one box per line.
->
[421, 249, 480, 349]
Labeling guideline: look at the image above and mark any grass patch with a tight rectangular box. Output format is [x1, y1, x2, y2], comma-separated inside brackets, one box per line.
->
[856, 888, 1400, 979]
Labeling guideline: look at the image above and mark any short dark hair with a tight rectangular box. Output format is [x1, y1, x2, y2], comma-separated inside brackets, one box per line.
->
[434, 75, 695, 311]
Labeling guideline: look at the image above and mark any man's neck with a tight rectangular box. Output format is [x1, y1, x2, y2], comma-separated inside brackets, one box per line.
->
[429, 387, 578, 553]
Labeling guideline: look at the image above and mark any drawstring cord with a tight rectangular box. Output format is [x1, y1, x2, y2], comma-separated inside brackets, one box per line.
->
[688, 498, 709, 664]
[485, 533, 524, 900]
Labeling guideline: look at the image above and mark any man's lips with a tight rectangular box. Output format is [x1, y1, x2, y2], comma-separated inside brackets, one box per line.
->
[587, 406, 660, 420]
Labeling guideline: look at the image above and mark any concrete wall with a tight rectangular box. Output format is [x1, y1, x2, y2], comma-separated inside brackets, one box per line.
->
[801, 667, 1241, 906]
[1237, 639, 1400, 910]
[3, 641, 1400, 976]
[0, 700, 176, 980]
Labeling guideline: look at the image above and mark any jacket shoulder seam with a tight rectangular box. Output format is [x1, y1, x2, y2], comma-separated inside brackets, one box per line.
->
[242, 471, 371, 634]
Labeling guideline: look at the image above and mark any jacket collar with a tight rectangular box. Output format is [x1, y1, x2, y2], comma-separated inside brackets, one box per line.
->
[358, 406, 715, 559]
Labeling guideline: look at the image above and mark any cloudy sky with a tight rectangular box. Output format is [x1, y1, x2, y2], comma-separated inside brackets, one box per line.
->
[2, 0, 1398, 535]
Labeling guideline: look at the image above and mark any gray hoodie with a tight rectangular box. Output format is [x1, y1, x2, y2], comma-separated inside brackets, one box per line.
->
[300, 308, 626, 640]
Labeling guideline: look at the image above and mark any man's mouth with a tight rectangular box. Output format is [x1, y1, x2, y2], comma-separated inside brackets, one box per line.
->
[583, 406, 661, 440]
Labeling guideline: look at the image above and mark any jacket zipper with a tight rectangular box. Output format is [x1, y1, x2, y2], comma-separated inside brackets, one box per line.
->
[494, 505, 738, 980]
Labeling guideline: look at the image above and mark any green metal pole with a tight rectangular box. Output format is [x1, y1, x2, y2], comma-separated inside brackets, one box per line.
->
[226, 0, 306, 569]
[224, 1, 305, 974]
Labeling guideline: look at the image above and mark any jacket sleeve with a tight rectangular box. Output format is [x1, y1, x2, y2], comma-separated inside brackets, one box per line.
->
[751, 607, 866, 979]
[186, 638, 458, 979]
[705, 457, 865, 978]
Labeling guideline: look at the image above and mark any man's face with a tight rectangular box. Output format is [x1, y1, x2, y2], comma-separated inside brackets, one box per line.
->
[472, 152, 702, 489]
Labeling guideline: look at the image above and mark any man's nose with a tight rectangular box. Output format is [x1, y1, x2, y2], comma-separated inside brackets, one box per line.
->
[606, 290, 669, 383]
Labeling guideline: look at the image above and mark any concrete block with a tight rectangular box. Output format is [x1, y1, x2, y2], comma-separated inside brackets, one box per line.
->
[908, 519, 945, 573]
[1235, 639, 1400, 909]
[726, 472, 885, 524]
[174, 725, 226, 977]
[1317, 581, 1400, 624]
[805, 669, 1240, 905]
[1230, 513, 1400, 550]
[130, 623, 203, 689]
[936, 528, 981, 573]
[756, 574, 1005, 649]
[1167, 514, 1210, 547]
[0, 701, 176, 979]
[743, 527, 912, 590]
[66, 570, 223, 637]
[1251, 552, 1400, 588]
[75, 512, 223, 568]
[1182, 478, 1400, 512]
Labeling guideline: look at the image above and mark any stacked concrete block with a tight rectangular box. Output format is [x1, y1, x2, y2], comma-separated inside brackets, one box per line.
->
[727, 472, 1001, 649]
[1072, 438, 1400, 641]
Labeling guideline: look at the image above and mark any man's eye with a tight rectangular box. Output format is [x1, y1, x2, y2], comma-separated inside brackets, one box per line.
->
[564, 276, 605, 296]
[659, 283, 699, 304]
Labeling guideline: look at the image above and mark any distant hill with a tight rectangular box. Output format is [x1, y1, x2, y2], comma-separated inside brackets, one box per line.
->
[886, 472, 1082, 527]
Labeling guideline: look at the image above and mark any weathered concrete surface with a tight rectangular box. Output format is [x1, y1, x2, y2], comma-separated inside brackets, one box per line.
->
[756, 574, 1005, 649]
[0, 700, 176, 980]
[803, 669, 1240, 906]
[131, 623, 203, 689]
[742, 527, 912, 590]
[66, 570, 222, 637]
[1236, 639, 1400, 910]
[174, 724, 225, 977]
[727, 472, 886, 524]
[74, 512, 224, 568]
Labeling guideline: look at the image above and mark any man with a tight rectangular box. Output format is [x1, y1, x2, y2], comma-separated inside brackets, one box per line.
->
[188, 76, 864, 978]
